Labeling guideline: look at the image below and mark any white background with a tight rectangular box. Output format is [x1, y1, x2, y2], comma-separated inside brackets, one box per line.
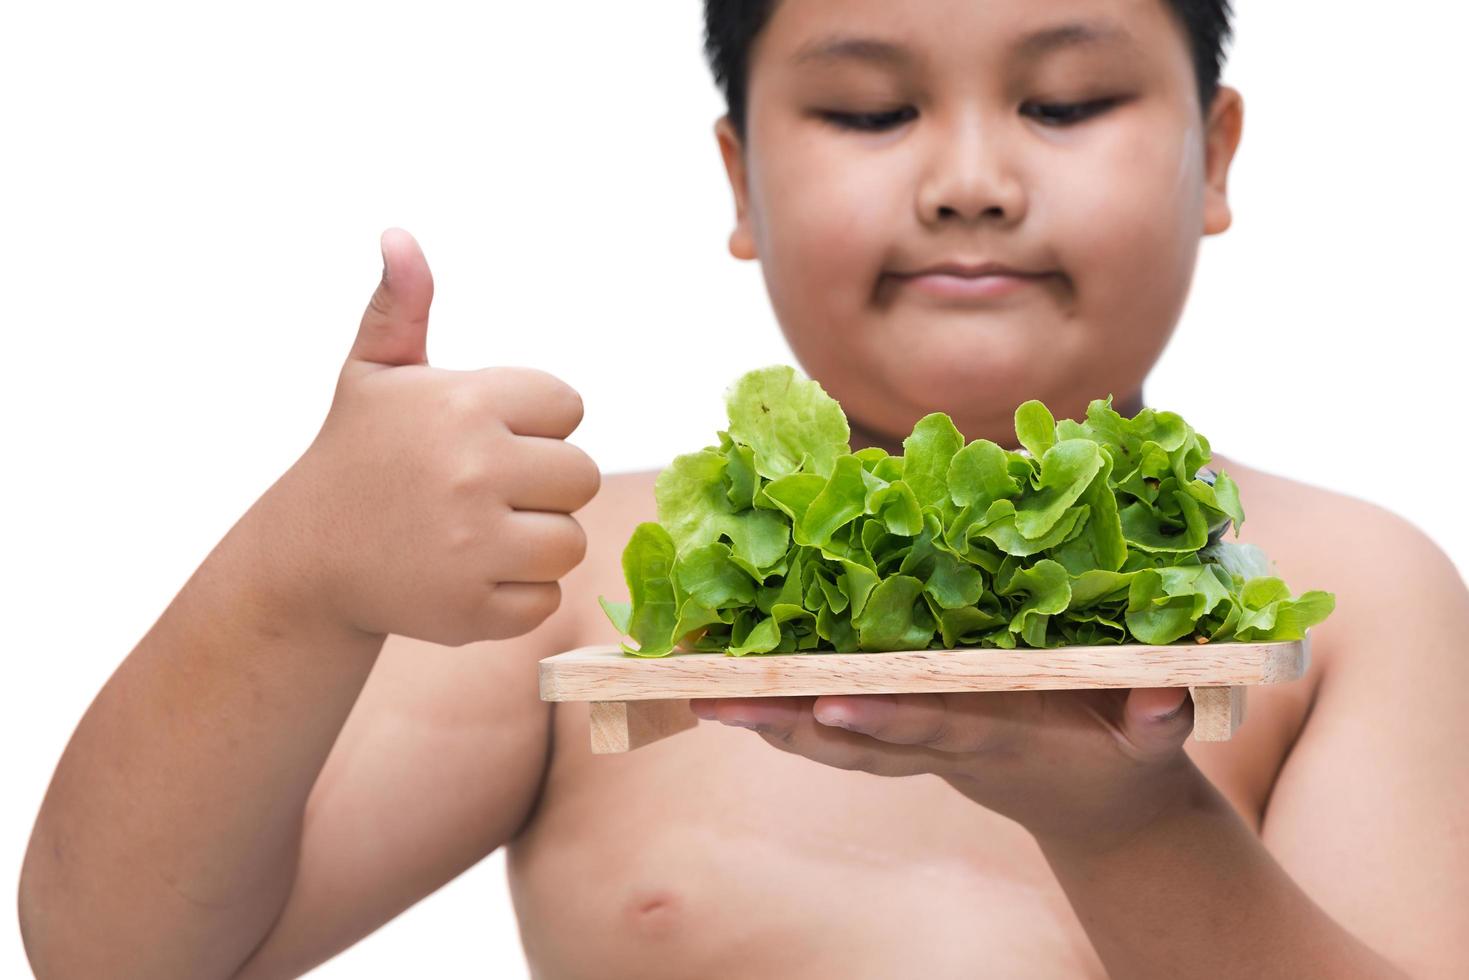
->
[5, 1, 1467, 976]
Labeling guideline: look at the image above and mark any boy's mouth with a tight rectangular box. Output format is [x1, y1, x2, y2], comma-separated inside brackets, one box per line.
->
[890, 260, 1056, 303]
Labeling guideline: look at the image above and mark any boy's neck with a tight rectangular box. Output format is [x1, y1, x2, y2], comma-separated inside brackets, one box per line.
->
[845, 389, 1147, 456]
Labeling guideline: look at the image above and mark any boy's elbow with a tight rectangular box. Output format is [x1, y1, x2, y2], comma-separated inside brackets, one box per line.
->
[18, 856, 60, 979]
[18, 842, 124, 980]
[17, 845, 84, 980]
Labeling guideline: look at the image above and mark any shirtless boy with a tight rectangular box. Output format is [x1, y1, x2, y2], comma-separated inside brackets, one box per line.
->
[20, 0, 1469, 977]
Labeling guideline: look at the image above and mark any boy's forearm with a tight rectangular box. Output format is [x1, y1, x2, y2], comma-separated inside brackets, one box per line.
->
[1035, 765, 1410, 980]
[19, 487, 384, 978]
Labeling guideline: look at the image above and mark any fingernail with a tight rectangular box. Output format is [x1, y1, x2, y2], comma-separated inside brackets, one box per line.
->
[723, 717, 764, 731]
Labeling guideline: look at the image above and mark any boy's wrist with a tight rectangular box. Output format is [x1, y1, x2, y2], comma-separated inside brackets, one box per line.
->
[221, 481, 386, 649]
[1030, 760, 1218, 864]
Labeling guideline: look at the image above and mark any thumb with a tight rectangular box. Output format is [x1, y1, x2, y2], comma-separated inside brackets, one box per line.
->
[1119, 686, 1194, 758]
[348, 227, 435, 368]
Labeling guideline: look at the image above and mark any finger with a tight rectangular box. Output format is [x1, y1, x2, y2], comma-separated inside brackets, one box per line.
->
[348, 227, 435, 369]
[493, 510, 588, 582]
[701, 697, 955, 779]
[812, 692, 996, 753]
[475, 366, 585, 439]
[1119, 687, 1194, 759]
[479, 581, 562, 640]
[501, 438, 601, 513]
[693, 696, 805, 727]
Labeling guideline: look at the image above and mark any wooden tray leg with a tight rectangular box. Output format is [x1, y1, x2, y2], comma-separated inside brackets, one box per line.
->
[590, 699, 699, 754]
[1188, 685, 1247, 741]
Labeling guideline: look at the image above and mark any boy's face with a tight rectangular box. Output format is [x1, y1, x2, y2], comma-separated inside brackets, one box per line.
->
[715, 0, 1243, 448]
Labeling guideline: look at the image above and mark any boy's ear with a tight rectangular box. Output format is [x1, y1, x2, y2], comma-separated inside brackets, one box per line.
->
[714, 115, 758, 260]
[1202, 85, 1244, 236]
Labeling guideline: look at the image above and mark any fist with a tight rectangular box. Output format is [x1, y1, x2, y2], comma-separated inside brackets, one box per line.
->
[281, 228, 600, 646]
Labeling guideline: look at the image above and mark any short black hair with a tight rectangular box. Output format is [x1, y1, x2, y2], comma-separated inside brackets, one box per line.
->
[703, 0, 1234, 141]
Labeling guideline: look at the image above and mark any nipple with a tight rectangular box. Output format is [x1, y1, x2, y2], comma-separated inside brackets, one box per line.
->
[624, 887, 684, 940]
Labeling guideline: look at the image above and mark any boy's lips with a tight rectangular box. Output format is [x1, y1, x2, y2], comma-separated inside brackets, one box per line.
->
[890, 261, 1056, 303]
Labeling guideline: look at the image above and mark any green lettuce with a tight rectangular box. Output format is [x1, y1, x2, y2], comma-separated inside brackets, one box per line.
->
[601, 365, 1334, 656]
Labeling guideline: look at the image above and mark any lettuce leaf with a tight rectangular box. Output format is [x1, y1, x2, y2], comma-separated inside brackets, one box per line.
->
[601, 366, 1335, 654]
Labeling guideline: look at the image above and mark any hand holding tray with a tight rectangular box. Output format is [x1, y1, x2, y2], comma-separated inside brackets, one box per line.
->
[539, 636, 1308, 753]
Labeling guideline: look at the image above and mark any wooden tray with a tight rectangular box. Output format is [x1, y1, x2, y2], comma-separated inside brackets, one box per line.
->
[539, 636, 1309, 754]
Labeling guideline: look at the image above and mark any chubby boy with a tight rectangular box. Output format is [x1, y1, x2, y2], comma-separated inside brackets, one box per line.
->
[20, 0, 1469, 977]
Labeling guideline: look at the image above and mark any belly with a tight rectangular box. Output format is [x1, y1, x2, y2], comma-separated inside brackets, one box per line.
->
[505, 709, 1110, 980]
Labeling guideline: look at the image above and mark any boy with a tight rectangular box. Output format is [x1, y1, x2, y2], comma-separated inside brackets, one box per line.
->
[20, 0, 1469, 977]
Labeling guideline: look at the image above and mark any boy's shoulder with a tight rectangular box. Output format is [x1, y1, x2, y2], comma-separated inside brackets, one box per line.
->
[1211, 452, 1454, 597]
[1212, 452, 1466, 695]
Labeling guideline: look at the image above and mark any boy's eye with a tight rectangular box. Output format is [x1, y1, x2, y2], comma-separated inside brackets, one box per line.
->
[818, 97, 1121, 132]
[818, 106, 917, 132]
[1019, 98, 1120, 126]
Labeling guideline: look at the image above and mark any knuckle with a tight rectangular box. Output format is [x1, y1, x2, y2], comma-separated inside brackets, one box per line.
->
[500, 364, 557, 394]
[471, 364, 510, 387]
[931, 694, 984, 750]
[918, 714, 953, 748]
[447, 458, 490, 498]
[442, 380, 492, 422]
[445, 521, 478, 554]
[524, 369, 581, 422]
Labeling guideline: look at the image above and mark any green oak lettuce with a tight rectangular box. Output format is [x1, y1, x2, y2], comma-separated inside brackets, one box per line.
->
[599, 365, 1334, 656]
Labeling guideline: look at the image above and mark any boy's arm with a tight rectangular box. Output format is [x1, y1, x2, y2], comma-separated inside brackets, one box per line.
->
[17, 491, 381, 978]
[21, 229, 599, 979]
[1037, 507, 1469, 978]
[17, 485, 574, 979]
[227, 627, 565, 980]
[1251, 514, 1469, 975]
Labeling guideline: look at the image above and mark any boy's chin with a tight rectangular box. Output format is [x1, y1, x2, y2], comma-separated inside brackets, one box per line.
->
[818, 361, 1057, 448]
[872, 315, 1073, 390]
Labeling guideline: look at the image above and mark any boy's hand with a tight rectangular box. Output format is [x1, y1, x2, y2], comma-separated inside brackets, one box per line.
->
[689, 686, 1198, 854]
[275, 228, 600, 646]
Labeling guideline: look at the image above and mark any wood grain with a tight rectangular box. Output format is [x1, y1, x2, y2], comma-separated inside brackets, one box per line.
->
[1188, 685, 1248, 741]
[589, 700, 700, 754]
[541, 638, 1308, 702]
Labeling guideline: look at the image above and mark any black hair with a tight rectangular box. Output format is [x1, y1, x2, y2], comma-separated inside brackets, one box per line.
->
[703, 0, 1234, 141]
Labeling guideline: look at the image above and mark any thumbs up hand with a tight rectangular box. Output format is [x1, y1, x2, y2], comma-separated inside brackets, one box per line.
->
[273, 229, 600, 647]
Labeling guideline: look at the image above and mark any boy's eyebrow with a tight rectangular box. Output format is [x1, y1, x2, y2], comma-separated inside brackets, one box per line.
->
[789, 21, 1134, 69]
[1016, 21, 1136, 58]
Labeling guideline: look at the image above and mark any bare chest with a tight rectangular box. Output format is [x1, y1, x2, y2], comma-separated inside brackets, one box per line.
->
[504, 466, 1316, 979]
[505, 687, 1295, 980]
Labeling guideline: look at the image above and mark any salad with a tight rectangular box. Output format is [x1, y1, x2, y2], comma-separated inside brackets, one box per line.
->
[600, 366, 1333, 657]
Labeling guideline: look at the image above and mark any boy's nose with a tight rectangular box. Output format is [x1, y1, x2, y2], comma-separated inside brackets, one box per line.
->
[916, 119, 1027, 227]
